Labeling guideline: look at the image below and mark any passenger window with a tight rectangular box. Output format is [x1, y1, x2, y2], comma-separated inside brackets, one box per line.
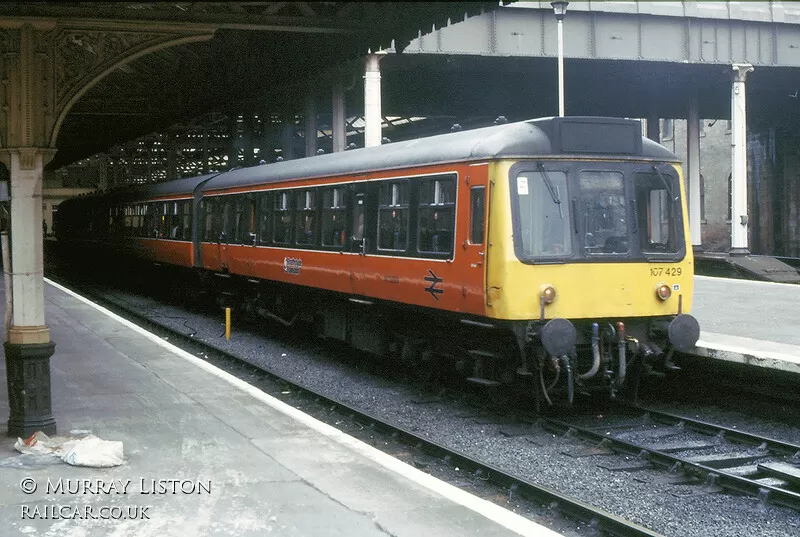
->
[124, 205, 133, 236]
[181, 201, 191, 240]
[202, 198, 220, 242]
[321, 186, 346, 247]
[146, 203, 157, 238]
[167, 202, 179, 239]
[273, 191, 292, 244]
[295, 189, 317, 246]
[217, 198, 233, 243]
[418, 176, 456, 254]
[229, 196, 253, 245]
[257, 193, 272, 245]
[377, 181, 409, 252]
[470, 186, 485, 245]
[158, 202, 169, 239]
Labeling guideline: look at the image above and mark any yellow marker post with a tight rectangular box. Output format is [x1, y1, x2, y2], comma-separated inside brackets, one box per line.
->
[225, 307, 231, 341]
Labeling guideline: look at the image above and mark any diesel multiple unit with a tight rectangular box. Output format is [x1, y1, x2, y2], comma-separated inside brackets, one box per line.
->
[57, 117, 700, 406]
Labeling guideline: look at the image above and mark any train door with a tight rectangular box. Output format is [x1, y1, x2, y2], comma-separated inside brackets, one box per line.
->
[348, 183, 372, 295]
[218, 196, 234, 271]
[463, 172, 489, 313]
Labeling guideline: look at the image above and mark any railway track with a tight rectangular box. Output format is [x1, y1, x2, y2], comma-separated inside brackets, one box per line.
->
[45, 274, 663, 537]
[540, 403, 800, 511]
[44, 254, 800, 535]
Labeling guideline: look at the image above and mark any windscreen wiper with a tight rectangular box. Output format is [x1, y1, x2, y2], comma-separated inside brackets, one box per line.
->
[537, 162, 563, 218]
[652, 165, 678, 202]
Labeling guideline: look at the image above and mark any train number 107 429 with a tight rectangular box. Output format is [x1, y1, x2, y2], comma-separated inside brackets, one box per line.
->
[650, 267, 682, 277]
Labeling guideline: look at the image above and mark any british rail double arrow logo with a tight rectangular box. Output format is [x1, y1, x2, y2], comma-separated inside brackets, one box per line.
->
[424, 269, 443, 301]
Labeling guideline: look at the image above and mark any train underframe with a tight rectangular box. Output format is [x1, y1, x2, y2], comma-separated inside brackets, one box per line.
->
[200, 269, 696, 407]
[63, 247, 696, 408]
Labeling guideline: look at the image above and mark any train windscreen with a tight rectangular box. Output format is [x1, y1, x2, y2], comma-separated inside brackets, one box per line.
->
[510, 162, 685, 263]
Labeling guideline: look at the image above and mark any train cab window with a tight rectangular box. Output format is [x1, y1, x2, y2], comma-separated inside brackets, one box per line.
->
[377, 181, 409, 252]
[417, 176, 456, 254]
[513, 169, 572, 258]
[257, 193, 272, 246]
[634, 169, 682, 257]
[295, 189, 317, 246]
[470, 187, 485, 244]
[579, 171, 628, 255]
[273, 191, 292, 245]
[321, 186, 346, 247]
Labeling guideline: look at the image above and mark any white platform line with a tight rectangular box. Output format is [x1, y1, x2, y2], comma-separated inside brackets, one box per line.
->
[44, 278, 563, 537]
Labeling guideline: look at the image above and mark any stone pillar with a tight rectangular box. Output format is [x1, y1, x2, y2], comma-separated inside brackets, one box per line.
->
[364, 52, 386, 148]
[305, 94, 317, 157]
[686, 94, 702, 251]
[730, 63, 754, 255]
[2, 148, 57, 437]
[332, 78, 346, 153]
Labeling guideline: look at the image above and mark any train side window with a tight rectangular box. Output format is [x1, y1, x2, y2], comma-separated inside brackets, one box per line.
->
[321, 186, 346, 248]
[377, 181, 409, 252]
[158, 202, 169, 239]
[273, 191, 292, 244]
[295, 189, 317, 246]
[181, 201, 191, 240]
[470, 186, 485, 245]
[235, 195, 255, 245]
[124, 205, 133, 236]
[226, 195, 246, 245]
[146, 203, 158, 238]
[219, 197, 234, 243]
[202, 198, 220, 242]
[139, 203, 148, 238]
[257, 192, 272, 245]
[132, 204, 139, 237]
[418, 176, 456, 254]
[167, 201, 186, 240]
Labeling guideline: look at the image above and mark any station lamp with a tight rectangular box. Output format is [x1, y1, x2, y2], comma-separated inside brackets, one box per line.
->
[551, 1, 569, 117]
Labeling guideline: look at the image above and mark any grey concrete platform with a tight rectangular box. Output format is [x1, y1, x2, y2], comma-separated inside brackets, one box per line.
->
[0, 281, 562, 537]
[692, 275, 800, 375]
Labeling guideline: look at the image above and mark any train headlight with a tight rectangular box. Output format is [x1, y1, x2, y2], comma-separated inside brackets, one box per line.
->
[540, 284, 557, 304]
[656, 283, 672, 301]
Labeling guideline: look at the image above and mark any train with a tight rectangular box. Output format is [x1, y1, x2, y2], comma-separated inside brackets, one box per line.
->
[55, 116, 700, 406]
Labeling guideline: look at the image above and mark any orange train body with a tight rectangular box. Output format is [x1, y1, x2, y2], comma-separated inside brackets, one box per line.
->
[56, 117, 700, 404]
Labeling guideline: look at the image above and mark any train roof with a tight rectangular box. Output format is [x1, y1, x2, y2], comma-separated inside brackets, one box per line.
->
[58, 173, 218, 211]
[62, 117, 680, 207]
[200, 116, 678, 193]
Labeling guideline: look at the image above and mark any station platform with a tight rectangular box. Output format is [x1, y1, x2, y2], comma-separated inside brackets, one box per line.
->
[691, 275, 800, 375]
[0, 281, 562, 537]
